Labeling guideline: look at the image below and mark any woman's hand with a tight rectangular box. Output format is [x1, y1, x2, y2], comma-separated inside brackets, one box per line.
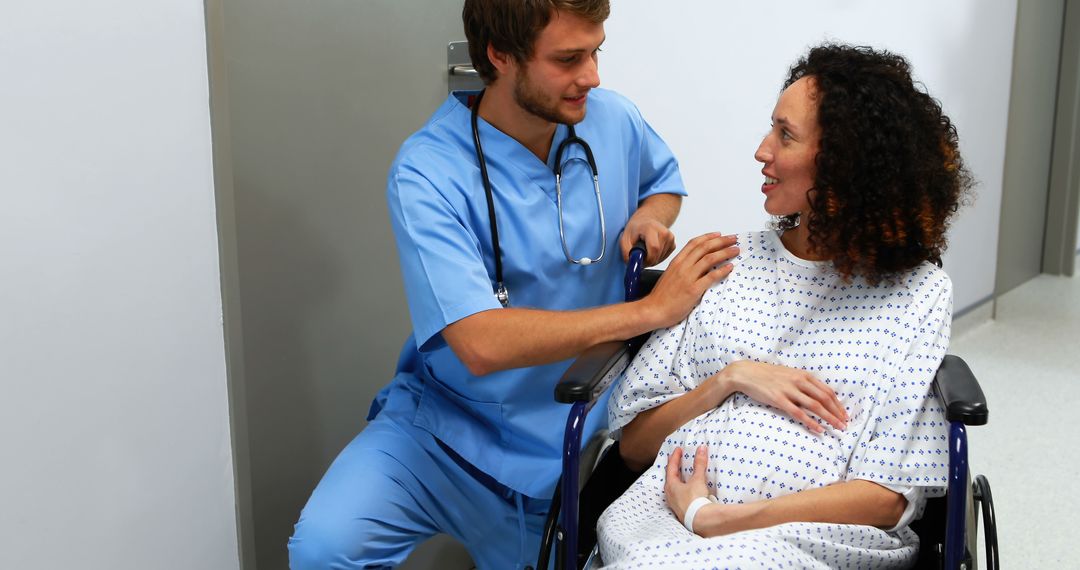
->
[716, 361, 849, 434]
[664, 445, 712, 523]
[665, 445, 906, 536]
[665, 445, 752, 536]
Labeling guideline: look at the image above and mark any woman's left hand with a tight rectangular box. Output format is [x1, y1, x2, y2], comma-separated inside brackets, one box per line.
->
[664, 445, 712, 523]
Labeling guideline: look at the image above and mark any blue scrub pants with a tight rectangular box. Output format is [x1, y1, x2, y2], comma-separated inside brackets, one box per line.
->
[288, 391, 551, 569]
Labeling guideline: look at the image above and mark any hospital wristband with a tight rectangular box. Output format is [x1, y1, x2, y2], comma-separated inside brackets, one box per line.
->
[682, 495, 717, 534]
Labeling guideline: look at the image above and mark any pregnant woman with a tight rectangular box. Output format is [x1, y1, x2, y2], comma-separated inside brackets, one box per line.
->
[597, 43, 974, 569]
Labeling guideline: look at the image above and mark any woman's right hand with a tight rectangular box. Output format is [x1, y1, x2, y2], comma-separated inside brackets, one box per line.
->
[714, 361, 849, 434]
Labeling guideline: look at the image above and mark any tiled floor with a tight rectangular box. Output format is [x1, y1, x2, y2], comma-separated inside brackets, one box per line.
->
[950, 268, 1080, 569]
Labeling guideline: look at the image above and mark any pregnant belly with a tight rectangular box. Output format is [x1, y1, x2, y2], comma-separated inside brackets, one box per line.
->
[667, 395, 848, 504]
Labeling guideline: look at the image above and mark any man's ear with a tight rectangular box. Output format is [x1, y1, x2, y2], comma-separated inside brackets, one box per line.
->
[486, 43, 516, 80]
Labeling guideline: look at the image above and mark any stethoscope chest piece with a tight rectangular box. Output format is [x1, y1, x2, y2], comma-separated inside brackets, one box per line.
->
[495, 282, 509, 308]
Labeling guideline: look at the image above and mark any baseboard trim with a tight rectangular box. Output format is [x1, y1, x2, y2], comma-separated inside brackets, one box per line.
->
[952, 296, 994, 339]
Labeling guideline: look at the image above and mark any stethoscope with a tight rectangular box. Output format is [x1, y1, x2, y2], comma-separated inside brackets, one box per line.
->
[470, 89, 607, 308]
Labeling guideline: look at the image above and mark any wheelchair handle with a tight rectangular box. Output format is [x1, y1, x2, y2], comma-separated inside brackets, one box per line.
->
[625, 240, 647, 302]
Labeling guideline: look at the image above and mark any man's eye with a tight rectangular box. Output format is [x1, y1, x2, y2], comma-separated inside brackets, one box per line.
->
[781, 130, 793, 141]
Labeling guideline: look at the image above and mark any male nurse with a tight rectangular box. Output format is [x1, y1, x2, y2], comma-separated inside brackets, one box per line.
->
[288, 1, 738, 568]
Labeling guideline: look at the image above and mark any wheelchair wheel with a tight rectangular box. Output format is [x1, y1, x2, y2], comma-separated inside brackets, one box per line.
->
[973, 475, 998, 570]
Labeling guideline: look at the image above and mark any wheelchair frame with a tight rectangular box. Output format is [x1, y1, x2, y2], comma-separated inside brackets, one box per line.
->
[537, 247, 999, 570]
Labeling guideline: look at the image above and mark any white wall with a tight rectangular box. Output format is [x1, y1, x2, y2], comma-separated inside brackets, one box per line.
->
[604, 0, 1017, 312]
[0, 2, 239, 569]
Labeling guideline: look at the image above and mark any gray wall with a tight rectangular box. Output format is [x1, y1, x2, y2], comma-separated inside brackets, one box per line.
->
[2, 1, 239, 568]
[212, 1, 467, 567]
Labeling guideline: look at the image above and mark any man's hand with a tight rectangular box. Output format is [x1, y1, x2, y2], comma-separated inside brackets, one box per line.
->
[641, 232, 739, 327]
[620, 215, 675, 267]
[620, 194, 681, 266]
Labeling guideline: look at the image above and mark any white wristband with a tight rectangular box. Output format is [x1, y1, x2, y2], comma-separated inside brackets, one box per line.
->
[682, 495, 716, 534]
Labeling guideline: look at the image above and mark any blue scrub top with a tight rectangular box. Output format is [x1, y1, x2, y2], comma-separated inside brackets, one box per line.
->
[377, 88, 685, 498]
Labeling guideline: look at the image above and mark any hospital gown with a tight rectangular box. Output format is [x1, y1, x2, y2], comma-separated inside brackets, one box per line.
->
[597, 230, 953, 569]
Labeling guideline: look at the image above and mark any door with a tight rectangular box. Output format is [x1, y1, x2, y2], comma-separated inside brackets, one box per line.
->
[995, 0, 1066, 296]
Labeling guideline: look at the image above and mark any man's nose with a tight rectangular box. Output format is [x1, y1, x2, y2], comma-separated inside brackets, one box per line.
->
[579, 55, 600, 89]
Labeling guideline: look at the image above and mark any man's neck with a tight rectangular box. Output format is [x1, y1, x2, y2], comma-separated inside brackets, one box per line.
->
[477, 85, 557, 163]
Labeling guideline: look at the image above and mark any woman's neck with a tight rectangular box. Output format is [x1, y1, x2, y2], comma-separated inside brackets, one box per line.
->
[780, 221, 828, 261]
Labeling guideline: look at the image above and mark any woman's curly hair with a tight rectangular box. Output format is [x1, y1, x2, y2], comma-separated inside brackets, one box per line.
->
[777, 43, 974, 284]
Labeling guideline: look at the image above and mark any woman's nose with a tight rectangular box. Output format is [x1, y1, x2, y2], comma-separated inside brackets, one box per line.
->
[754, 139, 771, 163]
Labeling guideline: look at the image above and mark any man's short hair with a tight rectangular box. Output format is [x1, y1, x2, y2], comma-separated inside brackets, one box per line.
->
[462, 0, 610, 85]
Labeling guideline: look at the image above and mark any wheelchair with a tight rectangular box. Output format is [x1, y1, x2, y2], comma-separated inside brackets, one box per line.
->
[536, 245, 999, 570]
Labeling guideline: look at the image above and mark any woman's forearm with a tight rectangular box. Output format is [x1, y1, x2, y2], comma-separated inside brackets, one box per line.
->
[693, 480, 907, 538]
[619, 375, 735, 470]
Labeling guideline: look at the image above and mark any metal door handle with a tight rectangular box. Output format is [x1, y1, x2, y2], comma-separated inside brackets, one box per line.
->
[448, 41, 483, 93]
[449, 65, 478, 76]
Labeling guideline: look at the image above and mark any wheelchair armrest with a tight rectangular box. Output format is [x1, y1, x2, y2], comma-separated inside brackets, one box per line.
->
[556, 341, 632, 404]
[639, 269, 663, 298]
[933, 354, 989, 426]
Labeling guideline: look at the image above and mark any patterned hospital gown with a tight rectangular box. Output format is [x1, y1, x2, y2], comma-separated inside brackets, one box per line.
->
[597, 230, 953, 569]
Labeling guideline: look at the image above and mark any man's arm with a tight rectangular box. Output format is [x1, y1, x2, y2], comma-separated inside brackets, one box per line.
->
[442, 232, 738, 376]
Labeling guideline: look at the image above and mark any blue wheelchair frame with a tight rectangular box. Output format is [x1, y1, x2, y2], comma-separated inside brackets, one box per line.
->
[536, 246, 999, 570]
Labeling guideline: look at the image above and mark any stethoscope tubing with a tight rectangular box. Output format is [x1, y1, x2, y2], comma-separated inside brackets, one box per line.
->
[470, 90, 509, 307]
[555, 169, 605, 267]
[470, 89, 607, 307]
